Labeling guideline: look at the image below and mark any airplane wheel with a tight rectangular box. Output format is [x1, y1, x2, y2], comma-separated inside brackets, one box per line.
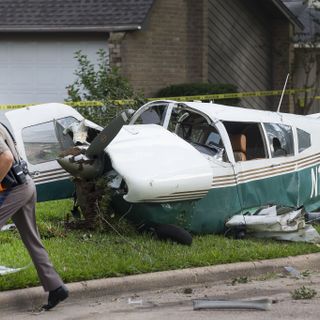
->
[154, 224, 193, 246]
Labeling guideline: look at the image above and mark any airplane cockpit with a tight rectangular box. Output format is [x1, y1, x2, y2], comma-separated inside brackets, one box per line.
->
[130, 101, 313, 165]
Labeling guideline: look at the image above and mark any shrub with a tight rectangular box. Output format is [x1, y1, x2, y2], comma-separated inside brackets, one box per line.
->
[65, 50, 146, 230]
[66, 49, 144, 126]
[157, 82, 240, 106]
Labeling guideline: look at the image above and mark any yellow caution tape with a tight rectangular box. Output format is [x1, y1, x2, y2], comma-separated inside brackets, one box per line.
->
[150, 88, 307, 102]
[0, 103, 35, 110]
[0, 88, 309, 110]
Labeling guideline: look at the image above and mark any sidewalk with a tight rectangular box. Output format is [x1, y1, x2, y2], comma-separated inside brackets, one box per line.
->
[1, 253, 320, 311]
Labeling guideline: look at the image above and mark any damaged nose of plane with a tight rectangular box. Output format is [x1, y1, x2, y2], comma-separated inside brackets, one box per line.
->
[57, 110, 131, 180]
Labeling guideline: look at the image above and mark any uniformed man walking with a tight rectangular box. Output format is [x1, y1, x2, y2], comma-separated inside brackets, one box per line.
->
[0, 123, 68, 310]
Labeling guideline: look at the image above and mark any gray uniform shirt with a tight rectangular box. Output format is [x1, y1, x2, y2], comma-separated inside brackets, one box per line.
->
[0, 123, 19, 160]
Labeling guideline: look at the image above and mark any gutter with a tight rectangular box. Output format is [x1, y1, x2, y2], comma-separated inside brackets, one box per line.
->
[1, 253, 320, 311]
[0, 25, 142, 33]
[271, 0, 305, 30]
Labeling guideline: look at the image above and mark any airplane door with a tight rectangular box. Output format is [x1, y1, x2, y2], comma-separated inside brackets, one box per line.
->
[5, 104, 84, 202]
[228, 122, 299, 211]
[194, 121, 242, 233]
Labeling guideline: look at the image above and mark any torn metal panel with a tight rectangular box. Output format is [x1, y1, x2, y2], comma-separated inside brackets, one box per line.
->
[226, 206, 320, 243]
[64, 119, 89, 144]
[226, 206, 305, 232]
[251, 225, 320, 243]
[193, 298, 272, 311]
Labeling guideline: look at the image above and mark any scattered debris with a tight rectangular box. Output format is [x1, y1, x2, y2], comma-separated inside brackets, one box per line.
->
[0, 224, 16, 232]
[291, 286, 317, 300]
[183, 288, 193, 294]
[283, 266, 301, 279]
[128, 298, 143, 305]
[63, 119, 89, 145]
[226, 206, 320, 243]
[231, 276, 249, 285]
[127, 297, 158, 309]
[0, 263, 31, 276]
[305, 211, 320, 224]
[193, 298, 272, 311]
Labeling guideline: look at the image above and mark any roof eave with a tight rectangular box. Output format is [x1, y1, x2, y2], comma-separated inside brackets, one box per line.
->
[271, 0, 304, 30]
[0, 25, 142, 33]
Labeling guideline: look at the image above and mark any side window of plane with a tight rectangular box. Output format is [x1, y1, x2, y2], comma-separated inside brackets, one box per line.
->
[264, 123, 294, 157]
[223, 121, 267, 161]
[133, 104, 167, 125]
[297, 128, 311, 153]
[22, 117, 78, 164]
[172, 109, 227, 162]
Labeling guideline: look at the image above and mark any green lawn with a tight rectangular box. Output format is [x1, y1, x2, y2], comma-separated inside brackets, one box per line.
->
[0, 199, 319, 291]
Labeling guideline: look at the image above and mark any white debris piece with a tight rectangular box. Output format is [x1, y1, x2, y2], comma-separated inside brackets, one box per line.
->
[226, 206, 320, 243]
[0, 264, 31, 276]
[0, 224, 16, 231]
[64, 119, 88, 144]
[252, 225, 320, 243]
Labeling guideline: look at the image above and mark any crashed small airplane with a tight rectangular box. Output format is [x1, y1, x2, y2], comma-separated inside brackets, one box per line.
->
[2, 100, 320, 244]
[57, 99, 320, 244]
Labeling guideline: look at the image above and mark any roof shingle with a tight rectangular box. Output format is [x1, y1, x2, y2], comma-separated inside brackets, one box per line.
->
[0, 0, 155, 31]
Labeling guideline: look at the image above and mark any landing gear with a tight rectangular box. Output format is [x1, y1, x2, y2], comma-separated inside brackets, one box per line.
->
[154, 224, 193, 245]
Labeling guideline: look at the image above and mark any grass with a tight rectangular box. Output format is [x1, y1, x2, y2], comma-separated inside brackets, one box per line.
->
[0, 199, 320, 291]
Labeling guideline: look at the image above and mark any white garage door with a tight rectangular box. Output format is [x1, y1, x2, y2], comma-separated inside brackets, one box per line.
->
[0, 36, 108, 104]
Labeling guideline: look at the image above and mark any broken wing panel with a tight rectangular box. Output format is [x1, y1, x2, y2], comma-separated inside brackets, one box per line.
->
[106, 124, 213, 203]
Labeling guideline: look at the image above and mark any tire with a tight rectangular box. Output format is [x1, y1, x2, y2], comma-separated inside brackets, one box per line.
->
[154, 224, 193, 246]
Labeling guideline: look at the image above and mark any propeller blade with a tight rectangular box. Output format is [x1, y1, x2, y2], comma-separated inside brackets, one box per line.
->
[86, 111, 129, 157]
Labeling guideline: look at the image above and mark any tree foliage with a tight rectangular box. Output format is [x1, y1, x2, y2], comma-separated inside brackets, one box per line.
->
[66, 49, 144, 126]
[66, 49, 135, 102]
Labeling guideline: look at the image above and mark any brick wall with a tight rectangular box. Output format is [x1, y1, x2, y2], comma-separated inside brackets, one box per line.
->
[111, 0, 207, 97]
[108, 0, 292, 107]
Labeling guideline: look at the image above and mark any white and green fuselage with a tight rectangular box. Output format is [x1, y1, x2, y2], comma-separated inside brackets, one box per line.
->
[4, 100, 320, 235]
[108, 101, 320, 234]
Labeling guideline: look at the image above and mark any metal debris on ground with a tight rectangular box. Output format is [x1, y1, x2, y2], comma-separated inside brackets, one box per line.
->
[283, 266, 301, 278]
[226, 206, 320, 243]
[128, 298, 143, 305]
[193, 298, 272, 311]
[0, 224, 16, 231]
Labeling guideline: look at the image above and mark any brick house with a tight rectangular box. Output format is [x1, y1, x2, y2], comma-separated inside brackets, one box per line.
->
[283, 0, 320, 114]
[0, 0, 302, 110]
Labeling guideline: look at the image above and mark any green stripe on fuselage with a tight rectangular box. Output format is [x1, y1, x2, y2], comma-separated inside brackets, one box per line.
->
[35, 179, 74, 202]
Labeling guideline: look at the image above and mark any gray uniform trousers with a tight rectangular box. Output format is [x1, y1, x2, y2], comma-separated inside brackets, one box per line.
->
[0, 176, 64, 292]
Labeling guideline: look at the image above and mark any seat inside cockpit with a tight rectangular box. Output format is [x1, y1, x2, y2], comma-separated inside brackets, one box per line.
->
[223, 121, 267, 161]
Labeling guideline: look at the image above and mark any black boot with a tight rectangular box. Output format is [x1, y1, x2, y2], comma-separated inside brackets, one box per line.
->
[43, 285, 69, 310]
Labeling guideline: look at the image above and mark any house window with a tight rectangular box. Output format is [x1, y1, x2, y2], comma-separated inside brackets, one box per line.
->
[264, 123, 294, 157]
[297, 128, 311, 153]
[223, 122, 267, 162]
[22, 117, 77, 164]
